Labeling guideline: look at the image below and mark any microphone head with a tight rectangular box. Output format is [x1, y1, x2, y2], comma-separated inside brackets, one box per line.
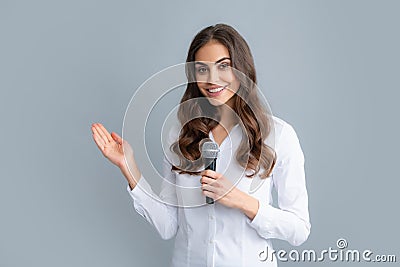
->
[201, 141, 219, 159]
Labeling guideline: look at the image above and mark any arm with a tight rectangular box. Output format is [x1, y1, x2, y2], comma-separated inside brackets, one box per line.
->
[126, 155, 179, 240]
[246, 123, 311, 246]
[91, 122, 179, 240]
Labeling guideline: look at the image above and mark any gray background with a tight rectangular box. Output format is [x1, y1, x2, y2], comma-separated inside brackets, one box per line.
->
[1, 0, 399, 266]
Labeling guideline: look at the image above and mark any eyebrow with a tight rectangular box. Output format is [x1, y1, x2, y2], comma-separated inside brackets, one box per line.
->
[195, 57, 231, 66]
[215, 57, 231, 64]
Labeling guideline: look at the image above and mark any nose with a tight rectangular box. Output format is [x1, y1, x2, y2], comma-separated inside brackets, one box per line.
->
[207, 65, 219, 84]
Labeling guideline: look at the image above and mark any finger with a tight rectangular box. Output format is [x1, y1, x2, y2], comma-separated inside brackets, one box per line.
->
[91, 124, 104, 140]
[92, 132, 105, 152]
[92, 125, 109, 145]
[111, 132, 122, 144]
[97, 123, 113, 143]
[93, 124, 112, 144]
[91, 126, 105, 146]
[201, 169, 213, 177]
[201, 183, 215, 193]
[98, 123, 114, 143]
[200, 176, 216, 185]
[202, 189, 216, 200]
[201, 170, 222, 179]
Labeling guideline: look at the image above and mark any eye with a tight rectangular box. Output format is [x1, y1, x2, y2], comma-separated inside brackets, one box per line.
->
[196, 66, 208, 74]
[218, 62, 230, 70]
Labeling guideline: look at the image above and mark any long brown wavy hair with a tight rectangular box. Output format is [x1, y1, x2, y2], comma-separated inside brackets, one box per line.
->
[170, 23, 276, 178]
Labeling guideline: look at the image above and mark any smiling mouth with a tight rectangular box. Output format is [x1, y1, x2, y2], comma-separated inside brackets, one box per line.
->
[206, 85, 227, 93]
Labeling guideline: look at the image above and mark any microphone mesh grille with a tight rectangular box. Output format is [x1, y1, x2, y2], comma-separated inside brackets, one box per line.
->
[201, 141, 219, 159]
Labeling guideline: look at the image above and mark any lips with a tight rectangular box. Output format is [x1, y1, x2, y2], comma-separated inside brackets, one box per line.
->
[205, 85, 227, 97]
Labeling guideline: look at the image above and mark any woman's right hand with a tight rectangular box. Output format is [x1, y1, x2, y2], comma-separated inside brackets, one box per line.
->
[91, 122, 142, 189]
[91, 122, 133, 169]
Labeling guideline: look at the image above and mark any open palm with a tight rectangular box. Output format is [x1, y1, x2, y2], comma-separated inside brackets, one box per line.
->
[91, 123, 133, 168]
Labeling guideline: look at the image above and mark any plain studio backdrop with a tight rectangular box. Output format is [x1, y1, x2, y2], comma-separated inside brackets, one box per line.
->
[0, 1, 399, 266]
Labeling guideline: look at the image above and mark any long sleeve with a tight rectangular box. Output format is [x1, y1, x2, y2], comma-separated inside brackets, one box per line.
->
[246, 122, 311, 246]
[127, 154, 179, 240]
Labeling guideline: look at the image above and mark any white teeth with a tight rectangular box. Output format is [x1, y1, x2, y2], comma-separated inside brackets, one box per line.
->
[208, 87, 224, 93]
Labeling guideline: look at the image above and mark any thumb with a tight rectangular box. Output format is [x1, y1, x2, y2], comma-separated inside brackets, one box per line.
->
[111, 132, 123, 144]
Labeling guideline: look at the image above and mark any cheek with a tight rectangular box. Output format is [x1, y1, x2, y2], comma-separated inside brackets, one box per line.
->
[219, 73, 239, 92]
[196, 82, 206, 91]
[219, 68, 237, 82]
[195, 73, 208, 84]
[227, 79, 240, 95]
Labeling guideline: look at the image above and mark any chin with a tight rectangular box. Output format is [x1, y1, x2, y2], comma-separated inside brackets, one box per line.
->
[207, 98, 228, 106]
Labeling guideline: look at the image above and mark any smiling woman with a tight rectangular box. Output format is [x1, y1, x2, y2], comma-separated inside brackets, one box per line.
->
[91, 23, 311, 267]
[172, 24, 276, 180]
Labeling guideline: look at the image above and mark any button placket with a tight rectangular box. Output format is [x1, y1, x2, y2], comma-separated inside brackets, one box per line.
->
[207, 204, 216, 267]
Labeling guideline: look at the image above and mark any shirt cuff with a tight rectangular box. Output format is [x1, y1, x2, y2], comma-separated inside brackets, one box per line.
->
[126, 175, 151, 200]
[126, 175, 153, 218]
[246, 201, 278, 237]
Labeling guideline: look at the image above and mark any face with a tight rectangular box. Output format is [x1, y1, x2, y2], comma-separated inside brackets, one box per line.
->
[194, 40, 240, 107]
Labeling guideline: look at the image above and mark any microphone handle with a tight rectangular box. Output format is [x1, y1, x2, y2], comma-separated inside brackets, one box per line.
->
[205, 158, 217, 204]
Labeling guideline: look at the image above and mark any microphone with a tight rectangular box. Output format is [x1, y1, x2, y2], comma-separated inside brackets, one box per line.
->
[201, 141, 220, 204]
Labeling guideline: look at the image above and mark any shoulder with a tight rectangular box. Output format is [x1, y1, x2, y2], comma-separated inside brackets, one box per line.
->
[269, 115, 304, 165]
[271, 115, 297, 142]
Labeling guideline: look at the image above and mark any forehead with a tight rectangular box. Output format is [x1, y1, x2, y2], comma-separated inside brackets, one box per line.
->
[195, 41, 230, 62]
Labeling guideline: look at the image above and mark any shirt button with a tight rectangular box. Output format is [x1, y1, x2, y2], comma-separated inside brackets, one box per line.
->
[209, 239, 214, 244]
[209, 215, 214, 220]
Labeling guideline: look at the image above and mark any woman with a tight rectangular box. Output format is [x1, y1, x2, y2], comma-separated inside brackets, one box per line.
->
[91, 23, 310, 267]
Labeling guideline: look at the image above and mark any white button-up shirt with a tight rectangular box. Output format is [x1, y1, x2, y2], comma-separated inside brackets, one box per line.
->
[127, 116, 311, 267]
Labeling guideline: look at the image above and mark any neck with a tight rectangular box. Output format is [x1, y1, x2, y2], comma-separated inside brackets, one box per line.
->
[217, 98, 238, 130]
